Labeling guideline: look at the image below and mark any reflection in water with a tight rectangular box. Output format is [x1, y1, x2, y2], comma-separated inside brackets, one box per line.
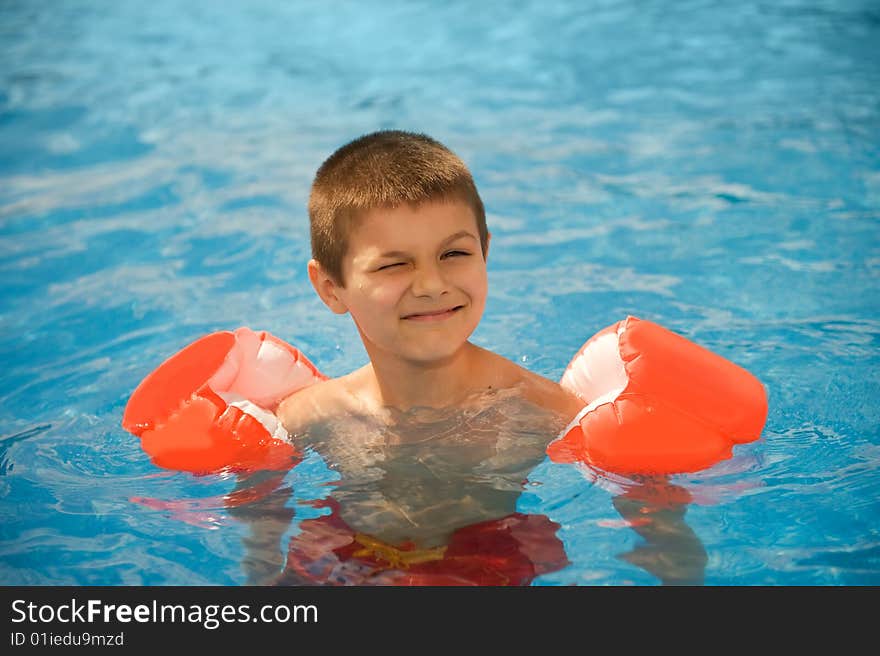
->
[223, 391, 708, 586]
[223, 472, 295, 585]
[611, 478, 708, 586]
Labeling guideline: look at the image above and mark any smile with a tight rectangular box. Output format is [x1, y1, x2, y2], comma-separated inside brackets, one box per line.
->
[401, 305, 464, 322]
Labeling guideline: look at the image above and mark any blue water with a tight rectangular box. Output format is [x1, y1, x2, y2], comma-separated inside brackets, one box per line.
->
[1, 0, 878, 585]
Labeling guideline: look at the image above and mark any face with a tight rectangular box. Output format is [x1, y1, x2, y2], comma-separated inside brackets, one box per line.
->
[310, 200, 489, 367]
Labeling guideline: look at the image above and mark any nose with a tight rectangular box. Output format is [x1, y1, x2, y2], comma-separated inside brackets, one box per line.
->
[410, 261, 449, 298]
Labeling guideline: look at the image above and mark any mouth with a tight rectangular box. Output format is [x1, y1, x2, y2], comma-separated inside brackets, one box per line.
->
[401, 305, 465, 322]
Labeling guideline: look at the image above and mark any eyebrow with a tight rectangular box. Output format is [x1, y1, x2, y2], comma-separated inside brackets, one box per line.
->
[376, 230, 478, 259]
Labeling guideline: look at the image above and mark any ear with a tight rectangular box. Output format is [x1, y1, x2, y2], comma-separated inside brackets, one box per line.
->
[308, 259, 349, 314]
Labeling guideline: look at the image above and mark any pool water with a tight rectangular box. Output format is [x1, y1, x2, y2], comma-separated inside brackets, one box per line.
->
[1, 0, 878, 585]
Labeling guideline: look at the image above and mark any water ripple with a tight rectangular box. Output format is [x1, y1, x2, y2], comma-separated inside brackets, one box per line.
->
[0, 424, 51, 477]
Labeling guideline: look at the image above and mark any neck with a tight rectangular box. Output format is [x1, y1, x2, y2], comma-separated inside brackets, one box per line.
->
[362, 341, 488, 411]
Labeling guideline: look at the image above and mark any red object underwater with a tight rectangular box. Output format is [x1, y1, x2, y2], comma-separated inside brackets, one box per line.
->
[274, 500, 569, 586]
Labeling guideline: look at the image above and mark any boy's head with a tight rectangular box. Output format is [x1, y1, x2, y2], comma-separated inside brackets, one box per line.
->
[308, 130, 487, 286]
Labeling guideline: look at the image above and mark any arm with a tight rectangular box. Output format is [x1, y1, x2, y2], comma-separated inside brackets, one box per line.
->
[611, 477, 708, 586]
[224, 470, 296, 585]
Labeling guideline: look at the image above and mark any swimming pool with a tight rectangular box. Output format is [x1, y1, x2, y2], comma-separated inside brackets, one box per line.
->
[1, 0, 878, 585]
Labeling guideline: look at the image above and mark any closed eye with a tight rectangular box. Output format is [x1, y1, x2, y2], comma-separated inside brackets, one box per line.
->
[442, 250, 470, 259]
[377, 262, 405, 271]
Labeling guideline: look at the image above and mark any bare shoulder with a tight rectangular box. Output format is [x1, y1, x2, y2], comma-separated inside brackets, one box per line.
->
[275, 370, 365, 436]
[476, 347, 584, 421]
[517, 367, 585, 420]
[275, 378, 332, 435]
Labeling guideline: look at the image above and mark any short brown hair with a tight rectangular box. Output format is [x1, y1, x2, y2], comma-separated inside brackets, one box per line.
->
[308, 130, 487, 285]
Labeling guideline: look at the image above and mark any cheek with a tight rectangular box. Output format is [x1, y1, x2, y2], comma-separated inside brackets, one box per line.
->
[355, 277, 408, 310]
[458, 266, 488, 301]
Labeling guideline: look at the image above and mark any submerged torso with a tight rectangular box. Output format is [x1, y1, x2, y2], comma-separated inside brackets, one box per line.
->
[290, 385, 575, 548]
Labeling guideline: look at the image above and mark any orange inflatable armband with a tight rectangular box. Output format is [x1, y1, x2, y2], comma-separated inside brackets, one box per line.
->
[547, 316, 768, 474]
[122, 328, 327, 474]
[123, 317, 767, 477]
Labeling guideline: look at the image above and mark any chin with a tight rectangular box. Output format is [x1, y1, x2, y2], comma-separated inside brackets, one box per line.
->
[402, 337, 471, 366]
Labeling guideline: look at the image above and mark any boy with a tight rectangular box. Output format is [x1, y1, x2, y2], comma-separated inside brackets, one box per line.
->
[125, 129, 708, 584]
[279, 130, 583, 423]
[273, 130, 584, 570]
